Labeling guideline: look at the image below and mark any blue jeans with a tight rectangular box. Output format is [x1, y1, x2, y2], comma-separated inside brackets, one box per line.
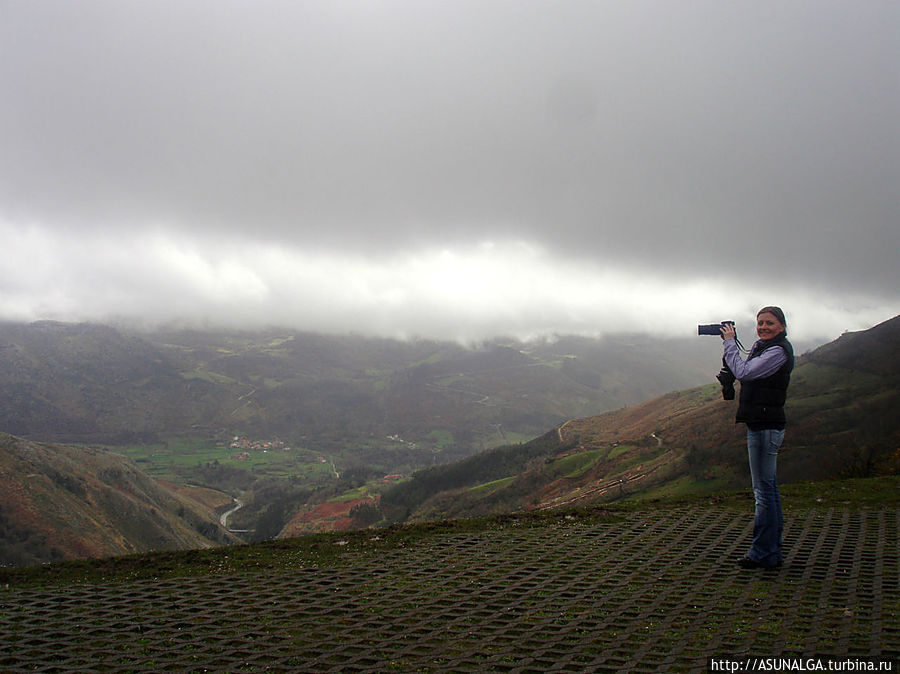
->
[746, 428, 784, 566]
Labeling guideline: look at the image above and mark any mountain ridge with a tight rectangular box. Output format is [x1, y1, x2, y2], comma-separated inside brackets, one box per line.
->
[0, 432, 239, 567]
[1, 317, 895, 563]
[0, 321, 720, 449]
[380, 315, 900, 522]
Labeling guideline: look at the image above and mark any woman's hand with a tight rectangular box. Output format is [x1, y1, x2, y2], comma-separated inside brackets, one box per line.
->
[720, 322, 736, 341]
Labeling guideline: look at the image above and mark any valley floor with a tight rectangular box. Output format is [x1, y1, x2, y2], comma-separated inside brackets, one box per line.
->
[2, 485, 898, 672]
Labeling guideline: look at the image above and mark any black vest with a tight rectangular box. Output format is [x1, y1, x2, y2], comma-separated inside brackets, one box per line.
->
[736, 335, 794, 430]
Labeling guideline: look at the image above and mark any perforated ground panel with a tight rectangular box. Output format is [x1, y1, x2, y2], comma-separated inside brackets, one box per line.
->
[2, 505, 898, 672]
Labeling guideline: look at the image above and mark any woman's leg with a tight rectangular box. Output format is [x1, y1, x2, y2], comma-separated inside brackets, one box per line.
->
[746, 429, 785, 567]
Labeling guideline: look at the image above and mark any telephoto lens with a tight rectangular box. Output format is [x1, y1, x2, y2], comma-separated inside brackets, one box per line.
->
[698, 321, 734, 336]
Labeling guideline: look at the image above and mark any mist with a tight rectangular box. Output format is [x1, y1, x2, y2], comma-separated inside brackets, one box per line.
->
[2, 0, 897, 343]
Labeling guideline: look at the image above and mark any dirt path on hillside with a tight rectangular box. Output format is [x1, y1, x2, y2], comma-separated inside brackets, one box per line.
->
[557, 419, 573, 443]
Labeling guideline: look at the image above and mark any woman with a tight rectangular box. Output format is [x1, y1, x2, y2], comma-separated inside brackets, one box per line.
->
[721, 306, 794, 569]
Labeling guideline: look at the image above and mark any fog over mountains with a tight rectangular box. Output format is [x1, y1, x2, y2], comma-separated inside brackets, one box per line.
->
[2, 1, 898, 341]
[0, 320, 723, 447]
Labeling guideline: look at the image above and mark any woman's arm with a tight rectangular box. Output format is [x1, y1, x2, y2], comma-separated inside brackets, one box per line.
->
[723, 340, 787, 381]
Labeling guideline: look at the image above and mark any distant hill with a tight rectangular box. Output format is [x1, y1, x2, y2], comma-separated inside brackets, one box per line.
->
[0, 321, 719, 455]
[0, 321, 729, 557]
[381, 315, 900, 522]
[0, 432, 239, 566]
[3, 318, 895, 563]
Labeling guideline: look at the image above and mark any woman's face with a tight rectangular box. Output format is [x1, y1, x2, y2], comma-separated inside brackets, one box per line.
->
[757, 312, 785, 340]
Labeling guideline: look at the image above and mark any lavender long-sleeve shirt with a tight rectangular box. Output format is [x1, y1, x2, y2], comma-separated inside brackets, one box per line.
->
[723, 338, 788, 381]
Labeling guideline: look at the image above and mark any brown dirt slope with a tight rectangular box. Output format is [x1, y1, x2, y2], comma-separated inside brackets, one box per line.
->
[0, 432, 239, 566]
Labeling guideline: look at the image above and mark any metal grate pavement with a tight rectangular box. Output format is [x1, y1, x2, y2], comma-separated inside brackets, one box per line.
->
[2, 505, 898, 672]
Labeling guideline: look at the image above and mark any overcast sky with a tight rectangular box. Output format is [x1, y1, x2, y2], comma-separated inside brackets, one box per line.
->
[1, 0, 898, 344]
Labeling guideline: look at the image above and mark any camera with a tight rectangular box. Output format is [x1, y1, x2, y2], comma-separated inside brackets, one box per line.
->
[698, 321, 735, 336]
[716, 363, 736, 400]
[699, 321, 738, 399]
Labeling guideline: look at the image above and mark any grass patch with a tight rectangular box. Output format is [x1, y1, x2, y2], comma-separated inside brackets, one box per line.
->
[113, 438, 334, 482]
[467, 476, 515, 494]
[327, 485, 371, 502]
[426, 429, 456, 450]
[779, 475, 900, 508]
[622, 475, 900, 511]
[179, 368, 237, 385]
[602, 445, 667, 476]
[547, 449, 605, 478]
[607, 444, 635, 460]
[629, 472, 731, 502]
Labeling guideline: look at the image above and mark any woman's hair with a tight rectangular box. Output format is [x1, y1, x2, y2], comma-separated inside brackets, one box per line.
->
[757, 306, 787, 334]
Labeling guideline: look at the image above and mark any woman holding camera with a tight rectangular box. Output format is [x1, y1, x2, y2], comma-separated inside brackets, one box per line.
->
[721, 306, 794, 570]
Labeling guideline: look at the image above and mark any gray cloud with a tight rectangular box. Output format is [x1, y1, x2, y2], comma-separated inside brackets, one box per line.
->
[1, 0, 898, 340]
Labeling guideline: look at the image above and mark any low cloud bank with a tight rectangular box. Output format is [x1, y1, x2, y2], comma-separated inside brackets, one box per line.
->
[1, 223, 895, 344]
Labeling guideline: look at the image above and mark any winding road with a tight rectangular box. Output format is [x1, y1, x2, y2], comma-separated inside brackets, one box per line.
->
[219, 498, 244, 530]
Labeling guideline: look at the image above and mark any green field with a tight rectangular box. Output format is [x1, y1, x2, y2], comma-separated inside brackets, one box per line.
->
[546, 448, 606, 478]
[629, 470, 732, 501]
[114, 438, 334, 483]
[467, 475, 515, 494]
[112, 429, 499, 490]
